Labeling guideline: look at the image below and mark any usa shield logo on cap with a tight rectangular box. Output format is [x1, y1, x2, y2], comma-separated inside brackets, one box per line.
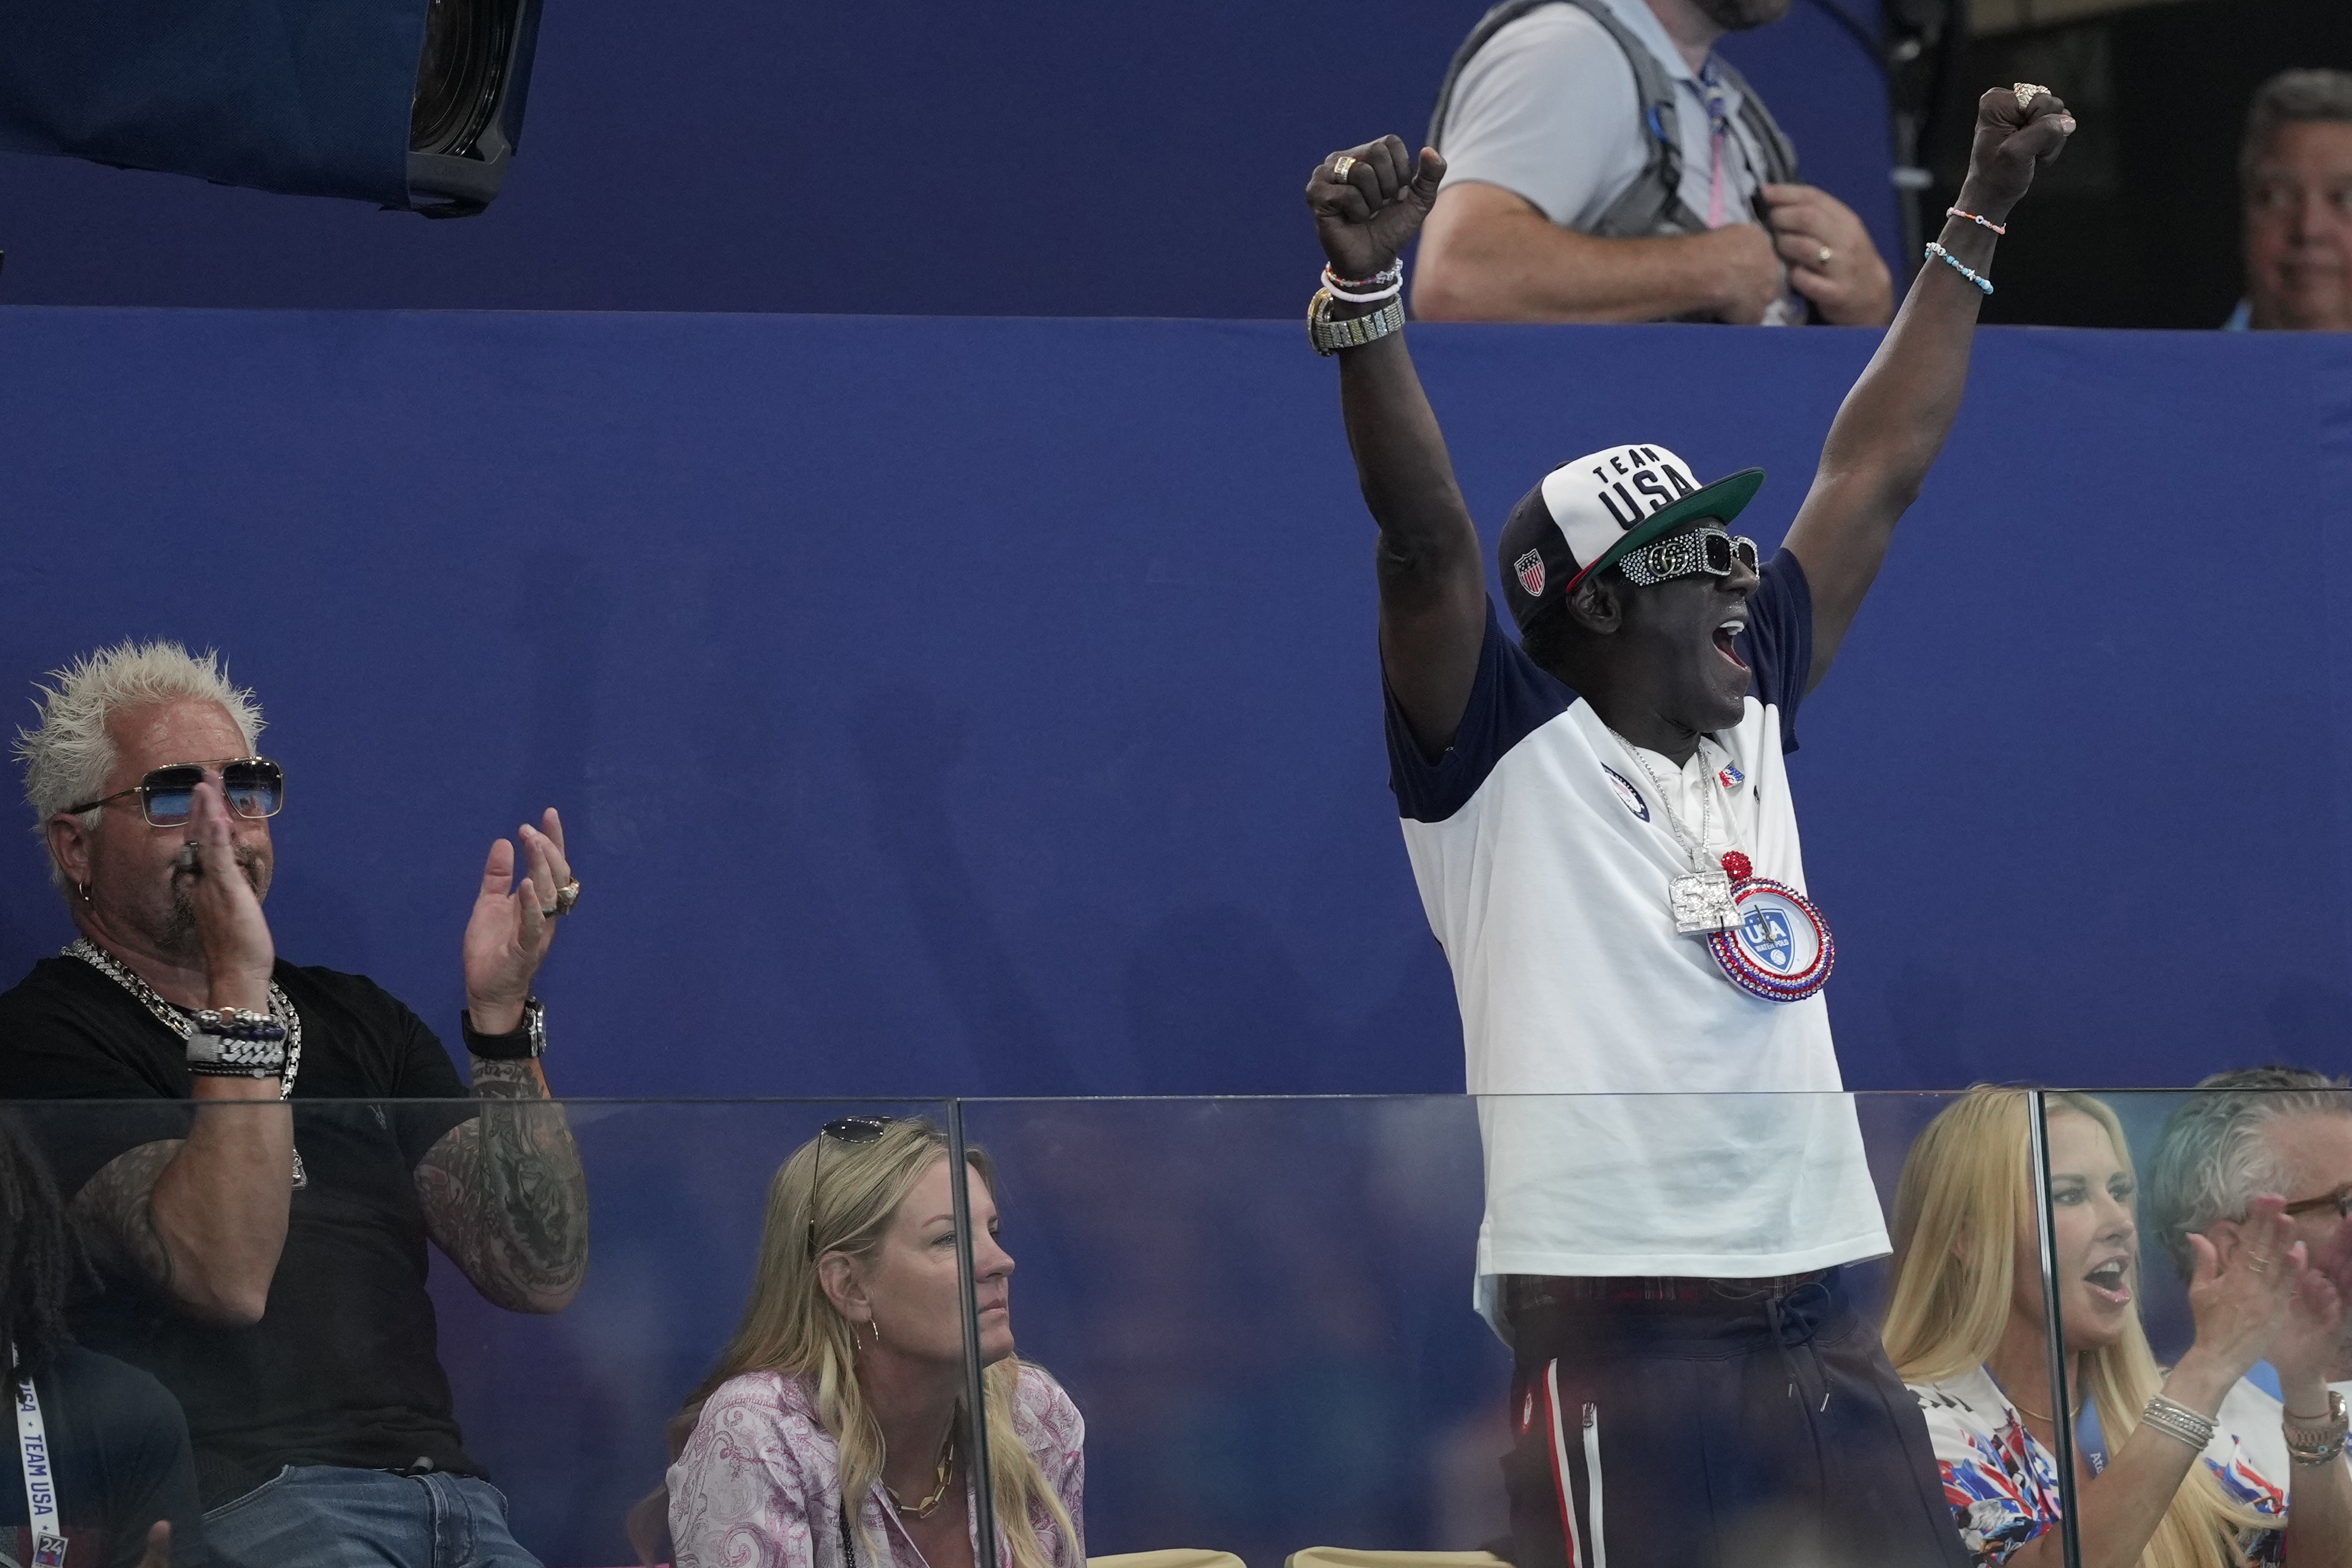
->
[1513, 549, 1545, 597]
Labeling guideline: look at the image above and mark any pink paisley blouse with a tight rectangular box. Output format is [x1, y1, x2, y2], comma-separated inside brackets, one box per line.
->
[668, 1365, 1086, 1568]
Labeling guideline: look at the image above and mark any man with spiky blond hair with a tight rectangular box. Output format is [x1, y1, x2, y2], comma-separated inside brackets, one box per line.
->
[0, 639, 590, 1568]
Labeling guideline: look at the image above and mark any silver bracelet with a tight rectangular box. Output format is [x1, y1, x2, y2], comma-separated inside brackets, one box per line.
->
[2141, 1394, 2218, 1451]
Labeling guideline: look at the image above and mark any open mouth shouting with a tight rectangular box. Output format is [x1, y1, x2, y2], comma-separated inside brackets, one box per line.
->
[2082, 1256, 2133, 1308]
[1713, 615, 1749, 672]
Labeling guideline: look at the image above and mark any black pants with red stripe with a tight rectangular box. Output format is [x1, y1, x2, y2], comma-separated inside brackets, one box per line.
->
[1499, 1271, 1967, 1568]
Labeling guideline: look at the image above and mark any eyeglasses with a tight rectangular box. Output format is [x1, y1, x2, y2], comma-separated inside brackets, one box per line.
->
[805, 1115, 895, 1259]
[2283, 1185, 2352, 1221]
[65, 757, 286, 828]
[1615, 525, 1759, 588]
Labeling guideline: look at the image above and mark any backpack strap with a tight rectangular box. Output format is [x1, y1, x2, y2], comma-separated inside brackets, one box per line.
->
[1427, 0, 1710, 238]
[1712, 54, 1802, 188]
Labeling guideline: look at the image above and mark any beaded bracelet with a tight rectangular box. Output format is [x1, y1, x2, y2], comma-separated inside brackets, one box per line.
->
[1324, 259, 1401, 291]
[1923, 242, 1993, 296]
[1945, 206, 2007, 236]
[1320, 265, 1403, 305]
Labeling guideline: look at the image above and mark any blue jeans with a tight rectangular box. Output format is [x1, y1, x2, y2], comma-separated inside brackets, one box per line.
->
[203, 1465, 545, 1568]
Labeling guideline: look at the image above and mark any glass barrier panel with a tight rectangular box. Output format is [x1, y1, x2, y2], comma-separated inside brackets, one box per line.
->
[957, 1090, 2013, 1568]
[2041, 1086, 2352, 1568]
[0, 1097, 964, 1568]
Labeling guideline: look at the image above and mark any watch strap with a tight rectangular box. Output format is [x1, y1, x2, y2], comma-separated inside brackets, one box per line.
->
[1307, 289, 1406, 357]
[462, 995, 545, 1060]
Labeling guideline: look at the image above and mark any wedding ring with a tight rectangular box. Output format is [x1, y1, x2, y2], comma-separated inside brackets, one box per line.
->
[1332, 155, 1357, 182]
[552, 878, 581, 916]
[2014, 82, 2049, 111]
[1815, 244, 1834, 267]
[175, 842, 200, 872]
[2251, 1252, 2273, 1272]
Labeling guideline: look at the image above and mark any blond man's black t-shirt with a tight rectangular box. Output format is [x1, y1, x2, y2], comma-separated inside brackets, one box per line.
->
[0, 955, 481, 1509]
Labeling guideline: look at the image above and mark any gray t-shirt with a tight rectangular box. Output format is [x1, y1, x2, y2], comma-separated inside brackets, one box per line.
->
[1436, 0, 1800, 323]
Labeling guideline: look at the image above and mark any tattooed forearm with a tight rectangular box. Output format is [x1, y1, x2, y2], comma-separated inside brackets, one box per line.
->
[413, 1059, 590, 1312]
[69, 1141, 182, 1290]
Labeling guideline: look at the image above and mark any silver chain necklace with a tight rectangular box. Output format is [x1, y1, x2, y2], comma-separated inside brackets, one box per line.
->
[65, 937, 308, 1188]
[1607, 728, 1742, 938]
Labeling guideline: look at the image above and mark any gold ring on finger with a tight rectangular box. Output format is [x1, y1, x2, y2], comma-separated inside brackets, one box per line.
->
[2014, 82, 2049, 111]
[1332, 155, 1357, 181]
[553, 878, 581, 916]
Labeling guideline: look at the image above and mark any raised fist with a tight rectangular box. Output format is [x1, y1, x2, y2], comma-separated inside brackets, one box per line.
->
[1960, 85, 2076, 222]
[1305, 135, 1447, 284]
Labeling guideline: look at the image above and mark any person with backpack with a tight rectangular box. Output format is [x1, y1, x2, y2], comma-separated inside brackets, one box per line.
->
[1413, 0, 1895, 326]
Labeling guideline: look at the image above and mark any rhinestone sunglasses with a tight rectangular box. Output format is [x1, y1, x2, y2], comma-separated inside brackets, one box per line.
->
[65, 757, 285, 827]
[1615, 525, 1759, 588]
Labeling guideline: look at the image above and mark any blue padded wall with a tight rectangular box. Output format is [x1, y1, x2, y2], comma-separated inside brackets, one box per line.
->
[0, 306, 2344, 1096]
[0, 0, 1898, 314]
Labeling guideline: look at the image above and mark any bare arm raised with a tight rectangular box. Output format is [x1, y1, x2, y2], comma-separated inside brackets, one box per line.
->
[68, 780, 291, 1327]
[1307, 136, 1488, 757]
[1782, 86, 2075, 690]
[413, 810, 589, 1313]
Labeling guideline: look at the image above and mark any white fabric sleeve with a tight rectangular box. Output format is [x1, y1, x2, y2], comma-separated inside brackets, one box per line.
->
[1435, 4, 1649, 231]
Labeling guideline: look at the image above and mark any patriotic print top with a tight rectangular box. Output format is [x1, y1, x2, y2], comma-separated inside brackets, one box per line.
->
[1911, 1366, 2286, 1566]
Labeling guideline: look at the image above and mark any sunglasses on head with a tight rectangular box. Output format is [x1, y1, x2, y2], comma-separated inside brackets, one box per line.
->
[805, 1115, 896, 1260]
[1614, 525, 1759, 588]
[66, 757, 285, 828]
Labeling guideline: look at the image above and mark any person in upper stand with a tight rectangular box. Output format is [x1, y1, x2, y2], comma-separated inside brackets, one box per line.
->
[2227, 70, 2352, 332]
[0, 1118, 198, 1567]
[1413, 0, 1894, 324]
[2147, 1068, 2352, 1479]
[654, 1117, 1083, 1568]
[1886, 1087, 2352, 1568]
[0, 640, 592, 1568]
[1301, 83, 2069, 1567]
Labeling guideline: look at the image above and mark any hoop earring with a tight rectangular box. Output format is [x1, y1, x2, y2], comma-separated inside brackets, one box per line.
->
[74, 882, 91, 903]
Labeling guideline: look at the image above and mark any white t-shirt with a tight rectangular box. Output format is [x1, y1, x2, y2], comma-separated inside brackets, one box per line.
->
[1434, 0, 1802, 323]
[1387, 553, 1887, 1328]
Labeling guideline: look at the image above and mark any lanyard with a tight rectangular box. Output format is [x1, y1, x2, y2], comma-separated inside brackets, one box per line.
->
[14, 1369, 65, 1567]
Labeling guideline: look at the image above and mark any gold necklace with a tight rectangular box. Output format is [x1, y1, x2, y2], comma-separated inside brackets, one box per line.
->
[2011, 1393, 2076, 1426]
[887, 1428, 955, 1520]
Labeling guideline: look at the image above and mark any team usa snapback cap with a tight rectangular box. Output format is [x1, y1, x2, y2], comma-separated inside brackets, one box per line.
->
[1497, 444, 1765, 630]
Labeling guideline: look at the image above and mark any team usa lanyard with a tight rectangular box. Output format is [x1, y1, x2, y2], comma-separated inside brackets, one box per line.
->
[14, 1365, 66, 1567]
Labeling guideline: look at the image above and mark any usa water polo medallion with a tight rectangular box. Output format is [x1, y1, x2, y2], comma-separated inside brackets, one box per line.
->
[1705, 853, 1833, 1002]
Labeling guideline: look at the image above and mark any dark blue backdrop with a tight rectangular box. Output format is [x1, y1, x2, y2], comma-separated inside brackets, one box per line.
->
[0, 0, 1898, 315]
[0, 305, 2343, 1095]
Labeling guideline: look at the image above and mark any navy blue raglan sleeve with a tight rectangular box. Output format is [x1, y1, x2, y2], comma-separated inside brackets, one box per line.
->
[1735, 549, 1815, 753]
[1385, 599, 1577, 823]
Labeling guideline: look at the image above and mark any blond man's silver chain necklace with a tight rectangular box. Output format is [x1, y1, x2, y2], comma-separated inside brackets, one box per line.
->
[65, 937, 308, 1188]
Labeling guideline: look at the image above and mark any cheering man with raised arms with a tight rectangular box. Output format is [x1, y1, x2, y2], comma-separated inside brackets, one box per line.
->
[1305, 88, 2073, 1566]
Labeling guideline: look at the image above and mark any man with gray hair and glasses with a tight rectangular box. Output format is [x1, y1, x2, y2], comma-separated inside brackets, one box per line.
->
[2148, 1067, 2352, 1479]
[0, 640, 592, 1568]
[2228, 69, 2352, 330]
